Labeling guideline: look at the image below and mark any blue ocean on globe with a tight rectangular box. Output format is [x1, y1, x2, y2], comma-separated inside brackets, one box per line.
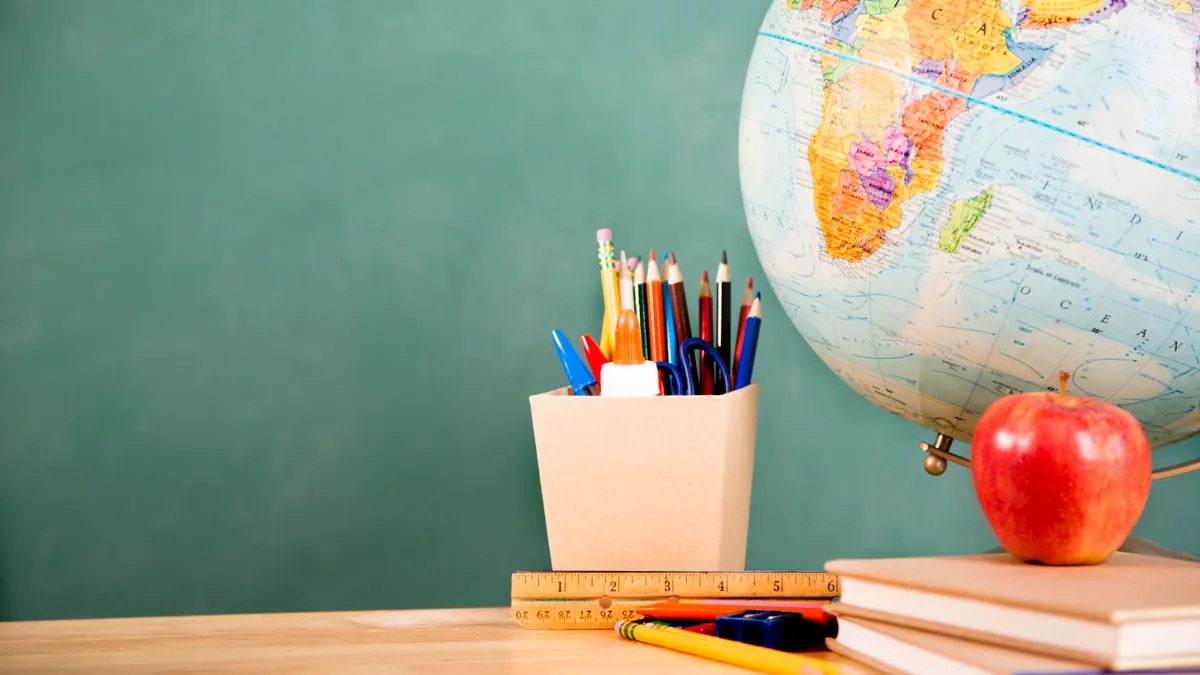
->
[739, 0, 1200, 448]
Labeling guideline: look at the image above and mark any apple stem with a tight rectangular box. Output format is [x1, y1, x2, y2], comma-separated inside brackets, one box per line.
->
[1059, 371, 1069, 402]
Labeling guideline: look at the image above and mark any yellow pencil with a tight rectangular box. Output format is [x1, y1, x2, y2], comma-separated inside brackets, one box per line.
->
[616, 620, 839, 675]
[596, 229, 621, 359]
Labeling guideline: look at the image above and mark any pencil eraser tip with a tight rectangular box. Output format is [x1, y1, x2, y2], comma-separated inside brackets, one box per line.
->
[596, 229, 612, 242]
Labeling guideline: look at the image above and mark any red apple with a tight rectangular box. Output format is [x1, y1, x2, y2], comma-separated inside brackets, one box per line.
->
[971, 371, 1152, 565]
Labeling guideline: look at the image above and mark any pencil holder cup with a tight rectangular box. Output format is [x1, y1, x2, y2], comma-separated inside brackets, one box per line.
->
[527, 384, 759, 571]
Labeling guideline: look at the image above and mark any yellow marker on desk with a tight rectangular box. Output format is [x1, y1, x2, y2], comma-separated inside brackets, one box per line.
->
[616, 620, 839, 675]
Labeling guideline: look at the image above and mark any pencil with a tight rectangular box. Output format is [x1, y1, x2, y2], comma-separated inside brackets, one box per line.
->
[616, 620, 840, 675]
[663, 259, 678, 367]
[646, 252, 666, 364]
[735, 293, 762, 390]
[618, 253, 634, 313]
[597, 230, 621, 360]
[636, 600, 829, 623]
[698, 270, 713, 395]
[634, 261, 649, 360]
[716, 251, 732, 371]
[667, 252, 693, 372]
[732, 276, 754, 384]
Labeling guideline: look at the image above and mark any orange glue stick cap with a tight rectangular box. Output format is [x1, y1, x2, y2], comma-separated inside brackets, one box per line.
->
[613, 309, 645, 365]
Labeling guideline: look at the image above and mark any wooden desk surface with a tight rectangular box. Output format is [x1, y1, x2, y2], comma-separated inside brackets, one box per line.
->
[0, 606, 878, 674]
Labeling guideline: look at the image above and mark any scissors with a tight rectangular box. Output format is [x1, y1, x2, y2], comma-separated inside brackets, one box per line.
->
[655, 337, 732, 396]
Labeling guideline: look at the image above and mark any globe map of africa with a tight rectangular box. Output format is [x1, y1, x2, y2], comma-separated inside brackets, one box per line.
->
[739, 0, 1200, 450]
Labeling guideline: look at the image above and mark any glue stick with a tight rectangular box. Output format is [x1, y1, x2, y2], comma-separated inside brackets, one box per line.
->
[601, 309, 659, 397]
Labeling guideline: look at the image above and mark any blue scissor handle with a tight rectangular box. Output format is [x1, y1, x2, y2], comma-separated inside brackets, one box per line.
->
[655, 361, 684, 395]
[678, 338, 732, 396]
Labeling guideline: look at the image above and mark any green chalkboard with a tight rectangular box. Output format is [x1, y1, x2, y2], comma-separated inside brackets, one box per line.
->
[1, 0, 1197, 621]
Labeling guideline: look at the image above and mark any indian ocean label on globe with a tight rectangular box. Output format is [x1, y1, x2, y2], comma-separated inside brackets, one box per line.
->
[738, 0, 1200, 448]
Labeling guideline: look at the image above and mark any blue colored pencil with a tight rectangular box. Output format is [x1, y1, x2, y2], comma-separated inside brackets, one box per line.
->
[734, 294, 761, 390]
[664, 255, 678, 366]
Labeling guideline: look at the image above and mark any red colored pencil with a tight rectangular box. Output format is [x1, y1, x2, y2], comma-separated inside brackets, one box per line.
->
[698, 271, 713, 395]
[635, 601, 829, 624]
[732, 277, 754, 384]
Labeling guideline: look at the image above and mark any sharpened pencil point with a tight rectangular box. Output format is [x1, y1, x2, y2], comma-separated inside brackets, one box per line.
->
[670, 251, 677, 265]
[702, 269, 709, 282]
[722, 250, 727, 264]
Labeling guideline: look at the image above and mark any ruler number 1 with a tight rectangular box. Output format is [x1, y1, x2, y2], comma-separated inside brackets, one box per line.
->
[557, 581, 563, 592]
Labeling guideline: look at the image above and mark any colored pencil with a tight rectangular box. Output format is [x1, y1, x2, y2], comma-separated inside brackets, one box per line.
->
[615, 620, 840, 675]
[663, 260, 677, 367]
[636, 600, 829, 624]
[732, 277, 754, 383]
[633, 261, 648, 360]
[698, 271, 713, 395]
[646, 252, 667, 364]
[716, 251, 732, 371]
[618, 253, 634, 312]
[667, 252, 693, 373]
[597, 230, 621, 360]
[735, 293, 762, 390]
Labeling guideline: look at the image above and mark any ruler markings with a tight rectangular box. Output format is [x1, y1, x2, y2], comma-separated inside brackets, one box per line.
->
[512, 571, 839, 600]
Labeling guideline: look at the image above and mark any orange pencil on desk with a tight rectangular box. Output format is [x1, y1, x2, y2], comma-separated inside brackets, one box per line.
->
[732, 276, 754, 383]
[698, 270, 713, 395]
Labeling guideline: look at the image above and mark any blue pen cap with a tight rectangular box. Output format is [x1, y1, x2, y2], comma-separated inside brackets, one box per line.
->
[552, 329, 598, 396]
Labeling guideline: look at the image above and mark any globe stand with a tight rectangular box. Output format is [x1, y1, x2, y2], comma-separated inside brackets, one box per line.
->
[919, 433, 1200, 563]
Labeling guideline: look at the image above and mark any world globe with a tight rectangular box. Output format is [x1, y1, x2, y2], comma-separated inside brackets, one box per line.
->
[738, 0, 1200, 477]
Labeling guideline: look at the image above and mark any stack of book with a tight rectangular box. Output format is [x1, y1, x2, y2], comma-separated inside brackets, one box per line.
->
[822, 551, 1200, 674]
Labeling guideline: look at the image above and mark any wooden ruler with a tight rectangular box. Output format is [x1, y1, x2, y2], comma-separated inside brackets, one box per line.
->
[511, 597, 831, 630]
[511, 570, 840, 599]
[511, 571, 839, 629]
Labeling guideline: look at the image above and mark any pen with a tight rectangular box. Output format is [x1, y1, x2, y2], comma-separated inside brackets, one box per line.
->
[552, 329, 598, 396]
[580, 333, 608, 384]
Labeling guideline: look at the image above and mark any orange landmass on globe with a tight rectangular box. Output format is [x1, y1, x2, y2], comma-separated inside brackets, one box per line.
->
[905, 0, 985, 61]
[805, 0, 1021, 262]
[1018, 0, 1106, 26]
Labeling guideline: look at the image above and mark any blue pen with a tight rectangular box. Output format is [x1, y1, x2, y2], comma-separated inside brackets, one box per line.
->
[734, 293, 761, 390]
[664, 254, 678, 366]
[552, 329, 599, 396]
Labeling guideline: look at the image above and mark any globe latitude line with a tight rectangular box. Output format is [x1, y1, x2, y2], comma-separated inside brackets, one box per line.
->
[757, 31, 1200, 185]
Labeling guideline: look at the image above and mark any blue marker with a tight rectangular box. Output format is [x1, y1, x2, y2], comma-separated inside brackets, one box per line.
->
[552, 329, 599, 396]
[734, 293, 761, 390]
